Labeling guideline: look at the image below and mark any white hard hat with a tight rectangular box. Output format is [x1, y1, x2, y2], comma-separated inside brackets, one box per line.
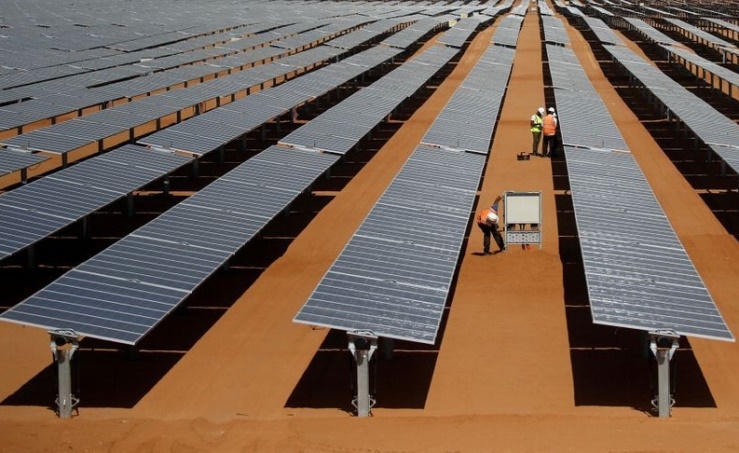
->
[487, 211, 499, 223]
[537, 107, 545, 115]
[548, 107, 555, 113]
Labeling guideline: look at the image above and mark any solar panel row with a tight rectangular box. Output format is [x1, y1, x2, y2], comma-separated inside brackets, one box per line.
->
[0, 146, 337, 344]
[603, 44, 739, 176]
[294, 146, 486, 343]
[663, 17, 737, 50]
[544, 19, 734, 341]
[0, 145, 192, 261]
[0, 41, 355, 157]
[0, 149, 49, 178]
[421, 15, 519, 154]
[294, 14, 521, 344]
[0, 19, 379, 133]
[280, 44, 459, 154]
[140, 46, 402, 155]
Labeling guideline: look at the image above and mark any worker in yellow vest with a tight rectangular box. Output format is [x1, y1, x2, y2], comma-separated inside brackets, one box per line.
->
[530, 107, 545, 156]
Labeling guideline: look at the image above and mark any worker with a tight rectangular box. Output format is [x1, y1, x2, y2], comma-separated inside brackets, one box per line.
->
[476, 196, 505, 255]
[530, 107, 545, 156]
[542, 107, 558, 157]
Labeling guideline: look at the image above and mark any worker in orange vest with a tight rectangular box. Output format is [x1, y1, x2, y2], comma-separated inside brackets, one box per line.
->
[476, 196, 505, 255]
[542, 107, 558, 157]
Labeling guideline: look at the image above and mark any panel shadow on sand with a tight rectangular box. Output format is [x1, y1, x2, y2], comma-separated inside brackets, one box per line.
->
[1, 350, 182, 411]
[557, 199, 716, 412]
[285, 320, 446, 412]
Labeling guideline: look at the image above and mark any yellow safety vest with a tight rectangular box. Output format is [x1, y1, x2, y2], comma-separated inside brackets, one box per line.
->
[530, 114, 543, 132]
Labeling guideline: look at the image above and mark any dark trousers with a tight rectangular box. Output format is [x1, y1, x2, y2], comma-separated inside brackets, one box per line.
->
[478, 223, 505, 252]
[531, 131, 541, 154]
[543, 134, 557, 156]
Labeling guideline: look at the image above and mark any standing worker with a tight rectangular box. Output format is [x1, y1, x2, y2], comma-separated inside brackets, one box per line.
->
[542, 107, 558, 157]
[476, 195, 505, 255]
[530, 107, 545, 156]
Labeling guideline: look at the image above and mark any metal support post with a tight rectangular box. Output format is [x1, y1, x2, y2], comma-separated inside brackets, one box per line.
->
[192, 156, 200, 178]
[163, 176, 170, 197]
[649, 330, 679, 417]
[49, 329, 81, 418]
[347, 330, 378, 417]
[383, 338, 395, 360]
[126, 193, 134, 218]
[27, 244, 36, 269]
[79, 216, 89, 240]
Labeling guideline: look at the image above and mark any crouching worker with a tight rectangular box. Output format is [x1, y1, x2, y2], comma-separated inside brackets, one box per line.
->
[477, 196, 505, 255]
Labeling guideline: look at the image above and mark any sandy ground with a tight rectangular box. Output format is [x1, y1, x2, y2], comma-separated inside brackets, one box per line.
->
[1, 7, 739, 453]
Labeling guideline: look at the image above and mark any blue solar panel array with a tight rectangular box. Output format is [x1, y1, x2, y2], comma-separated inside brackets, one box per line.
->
[140, 46, 402, 155]
[294, 15, 522, 344]
[293, 146, 486, 343]
[279, 45, 459, 155]
[0, 145, 192, 261]
[0, 146, 338, 344]
[421, 16, 519, 154]
[0, 40, 358, 159]
[582, 18, 739, 181]
[544, 15, 733, 341]
[0, 21, 473, 344]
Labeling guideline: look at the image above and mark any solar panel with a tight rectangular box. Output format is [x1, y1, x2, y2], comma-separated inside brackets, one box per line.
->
[438, 17, 482, 48]
[565, 147, 733, 340]
[44, 119, 129, 141]
[0, 145, 338, 344]
[705, 17, 739, 34]
[664, 45, 739, 93]
[581, 17, 623, 46]
[542, 16, 570, 45]
[624, 18, 680, 46]
[0, 18, 385, 142]
[382, 17, 453, 49]
[0, 145, 192, 261]
[1, 129, 92, 155]
[140, 44, 402, 156]
[664, 18, 736, 49]
[420, 46, 516, 153]
[0, 148, 49, 177]
[294, 146, 485, 344]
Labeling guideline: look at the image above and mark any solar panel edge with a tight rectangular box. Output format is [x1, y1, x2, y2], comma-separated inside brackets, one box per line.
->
[0, 307, 139, 346]
[292, 315, 437, 345]
[591, 317, 735, 342]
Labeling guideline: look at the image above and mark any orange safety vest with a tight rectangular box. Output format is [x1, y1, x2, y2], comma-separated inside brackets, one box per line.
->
[477, 209, 490, 225]
[477, 208, 498, 225]
[543, 114, 557, 135]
